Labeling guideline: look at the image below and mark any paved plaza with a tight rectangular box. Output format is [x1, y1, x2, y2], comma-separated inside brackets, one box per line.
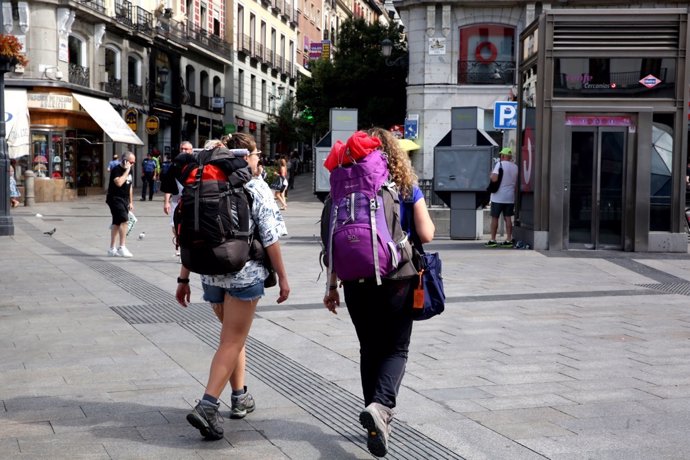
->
[2, 174, 690, 459]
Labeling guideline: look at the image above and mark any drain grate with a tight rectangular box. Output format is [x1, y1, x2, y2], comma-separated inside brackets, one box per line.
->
[637, 282, 690, 296]
[17, 220, 463, 459]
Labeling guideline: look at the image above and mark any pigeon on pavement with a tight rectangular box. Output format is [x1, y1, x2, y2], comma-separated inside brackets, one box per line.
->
[43, 228, 56, 236]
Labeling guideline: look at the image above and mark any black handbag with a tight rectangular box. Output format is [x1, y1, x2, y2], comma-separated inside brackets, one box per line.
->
[486, 161, 503, 193]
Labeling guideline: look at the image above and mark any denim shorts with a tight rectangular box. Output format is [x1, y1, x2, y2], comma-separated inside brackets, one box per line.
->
[202, 282, 265, 303]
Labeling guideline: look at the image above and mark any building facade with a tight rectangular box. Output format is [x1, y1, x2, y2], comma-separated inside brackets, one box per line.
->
[393, 1, 690, 252]
[8, 0, 231, 200]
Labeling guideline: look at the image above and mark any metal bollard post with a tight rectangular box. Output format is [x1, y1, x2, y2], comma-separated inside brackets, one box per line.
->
[23, 170, 34, 207]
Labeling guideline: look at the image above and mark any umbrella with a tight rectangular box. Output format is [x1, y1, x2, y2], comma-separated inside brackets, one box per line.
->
[650, 123, 673, 197]
[33, 155, 48, 163]
[398, 138, 420, 152]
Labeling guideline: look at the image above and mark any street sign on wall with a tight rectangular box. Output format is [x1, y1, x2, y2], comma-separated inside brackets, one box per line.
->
[493, 101, 517, 129]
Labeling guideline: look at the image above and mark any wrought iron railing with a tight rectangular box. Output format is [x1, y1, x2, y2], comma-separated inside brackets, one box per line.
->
[103, 78, 122, 97]
[128, 83, 143, 104]
[200, 95, 210, 110]
[187, 91, 196, 106]
[135, 6, 153, 32]
[114, 0, 133, 27]
[78, 0, 106, 14]
[458, 60, 516, 85]
[69, 63, 90, 87]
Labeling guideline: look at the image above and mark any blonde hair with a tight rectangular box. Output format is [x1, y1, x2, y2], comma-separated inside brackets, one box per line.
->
[367, 127, 418, 198]
[203, 139, 224, 150]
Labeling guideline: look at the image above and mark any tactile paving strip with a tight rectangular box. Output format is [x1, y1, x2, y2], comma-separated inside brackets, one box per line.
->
[19, 219, 465, 459]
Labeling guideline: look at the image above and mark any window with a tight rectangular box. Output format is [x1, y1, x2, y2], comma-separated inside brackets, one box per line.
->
[458, 24, 515, 85]
[68, 35, 86, 66]
[238, 5, 244, 44]
[237, 69, 244, 106]
[104, 46, 120, 80]
[650, 113, 674, 232]
[127, 56, 141, 86]
[250, 75, 256, 109]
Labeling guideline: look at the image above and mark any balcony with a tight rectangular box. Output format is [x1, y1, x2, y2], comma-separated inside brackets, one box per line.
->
[458, 60, 516, 85]
[77, 0, 105, 15]
[187, 91, 196, 106]
[135, 7, 153, 32]
[103, 78, 122, 98]
[69, 63, 90, 87]
[127, 83, 144, 104]
[115, 0, 133, 27]
[200, 95, 210, 110]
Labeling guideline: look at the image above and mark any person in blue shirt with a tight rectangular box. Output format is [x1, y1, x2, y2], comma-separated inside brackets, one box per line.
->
[140, 152, 157, 201]
[107, 154, 119, 173]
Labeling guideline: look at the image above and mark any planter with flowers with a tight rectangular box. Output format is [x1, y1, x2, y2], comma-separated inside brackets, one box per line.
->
[0, 34, 28, 72]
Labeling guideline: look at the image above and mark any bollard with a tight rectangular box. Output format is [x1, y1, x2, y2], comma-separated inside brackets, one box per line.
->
[23, 170, 35, 207]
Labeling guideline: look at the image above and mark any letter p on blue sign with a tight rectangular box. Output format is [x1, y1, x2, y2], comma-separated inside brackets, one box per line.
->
[493, 102, 518, 129]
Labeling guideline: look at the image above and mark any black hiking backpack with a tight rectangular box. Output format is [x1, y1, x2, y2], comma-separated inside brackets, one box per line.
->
[173, 147, 254, 275]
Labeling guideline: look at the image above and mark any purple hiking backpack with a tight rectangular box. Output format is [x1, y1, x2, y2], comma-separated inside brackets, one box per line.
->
[320, 149, 416, 285]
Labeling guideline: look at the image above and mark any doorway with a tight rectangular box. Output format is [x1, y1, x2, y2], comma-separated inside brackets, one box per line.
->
[567, 127, 627, 249]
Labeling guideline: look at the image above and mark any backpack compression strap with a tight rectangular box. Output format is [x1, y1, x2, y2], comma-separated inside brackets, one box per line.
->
[326, 201, 338, 295]
[192, 164, 204, 233]
[370, 198, 382, 285]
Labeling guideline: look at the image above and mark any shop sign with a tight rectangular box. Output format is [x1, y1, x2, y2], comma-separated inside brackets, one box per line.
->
[224, 123, 236, 134]
[248, 121, 257, 131]
[27, 93, 74, 110]
[236, 117, 245, 128]
[145, 115, 160, 134]
[565, 115, 632, 127]
[125, 108, 138, 132]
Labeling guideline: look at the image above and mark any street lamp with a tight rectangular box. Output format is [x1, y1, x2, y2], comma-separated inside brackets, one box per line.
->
[269, 84, 285, 101]
[0, 2, 15, 236]
[380, 38, 408, 67]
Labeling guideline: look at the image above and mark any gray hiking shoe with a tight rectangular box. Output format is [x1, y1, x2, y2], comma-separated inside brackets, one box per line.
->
[230, 387, 255, 419]
[187, 400, 224, 440]
[359, 402, 393, 457]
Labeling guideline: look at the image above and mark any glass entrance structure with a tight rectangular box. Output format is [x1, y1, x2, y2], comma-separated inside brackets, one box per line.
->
[514, 9, 689, 252]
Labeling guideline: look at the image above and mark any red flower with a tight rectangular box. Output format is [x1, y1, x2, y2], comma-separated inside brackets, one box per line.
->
[0, 34, 28, 67]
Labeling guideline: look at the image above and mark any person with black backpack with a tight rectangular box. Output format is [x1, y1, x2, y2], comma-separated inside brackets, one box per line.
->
[174, 133, 290, 441]
[322, 128, 435, 458]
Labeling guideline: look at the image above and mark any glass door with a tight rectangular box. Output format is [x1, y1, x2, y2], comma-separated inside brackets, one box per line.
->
[568, 128, 626, 249]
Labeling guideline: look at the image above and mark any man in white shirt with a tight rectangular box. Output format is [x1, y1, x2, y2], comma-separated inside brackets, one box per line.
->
[486, 147, 519, 247]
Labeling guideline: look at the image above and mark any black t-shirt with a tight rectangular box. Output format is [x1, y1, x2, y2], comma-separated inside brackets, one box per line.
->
[107, 164, 133, 199]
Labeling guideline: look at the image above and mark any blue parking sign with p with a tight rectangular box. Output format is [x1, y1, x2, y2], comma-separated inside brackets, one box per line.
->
[494, 102, 518, 129]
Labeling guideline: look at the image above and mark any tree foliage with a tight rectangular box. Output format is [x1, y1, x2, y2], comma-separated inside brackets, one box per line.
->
[296, 18, 407, 140]
[265, 95, 313, 155]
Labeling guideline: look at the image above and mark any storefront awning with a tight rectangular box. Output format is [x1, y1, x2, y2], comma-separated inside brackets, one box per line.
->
[5, 89, 30, 159]
[73, 93, 144, 145]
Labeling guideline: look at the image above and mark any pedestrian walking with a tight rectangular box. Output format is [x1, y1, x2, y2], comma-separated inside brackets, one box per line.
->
[485, 147, 519, 247]
[162, 141, 195, 258]
[175, 133, 290, 441]
[140, 152, 156, 201]
[106, 154, 119, 172]
[9, 162, 20, 208]
[271, 157, 288, 210]
[322, 127, 435, 457]
[106, 151, 135, 258]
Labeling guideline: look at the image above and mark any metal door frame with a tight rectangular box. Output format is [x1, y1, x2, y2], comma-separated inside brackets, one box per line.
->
[565, 126, 628, 249]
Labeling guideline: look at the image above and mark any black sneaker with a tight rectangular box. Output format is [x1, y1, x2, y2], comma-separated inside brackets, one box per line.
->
[359, 402, 392, 457]
[500, 239, 515, 248]
[187, 400, 224, 440]
[484, 240, 498, 248]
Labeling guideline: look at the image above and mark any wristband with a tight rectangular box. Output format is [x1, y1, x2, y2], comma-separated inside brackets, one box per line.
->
[177, 277, 190, 284]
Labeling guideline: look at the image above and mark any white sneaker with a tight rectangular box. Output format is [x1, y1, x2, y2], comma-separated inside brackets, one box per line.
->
[117, 246, 133, 258]
[107, 247, 119, 257]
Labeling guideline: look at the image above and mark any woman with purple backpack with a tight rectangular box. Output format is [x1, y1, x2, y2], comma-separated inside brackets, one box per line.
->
[322, 128, 435, 457]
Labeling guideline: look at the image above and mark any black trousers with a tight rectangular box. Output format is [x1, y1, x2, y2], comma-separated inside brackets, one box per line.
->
[343, 277, 415, 409]
[141, 173, 155, 200]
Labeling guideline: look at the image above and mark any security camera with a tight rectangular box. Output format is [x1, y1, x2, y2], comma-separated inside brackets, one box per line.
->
[55, 70, 64, 80]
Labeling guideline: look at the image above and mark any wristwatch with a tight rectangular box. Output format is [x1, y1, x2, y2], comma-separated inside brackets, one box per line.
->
[177, 277, 190, 284]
